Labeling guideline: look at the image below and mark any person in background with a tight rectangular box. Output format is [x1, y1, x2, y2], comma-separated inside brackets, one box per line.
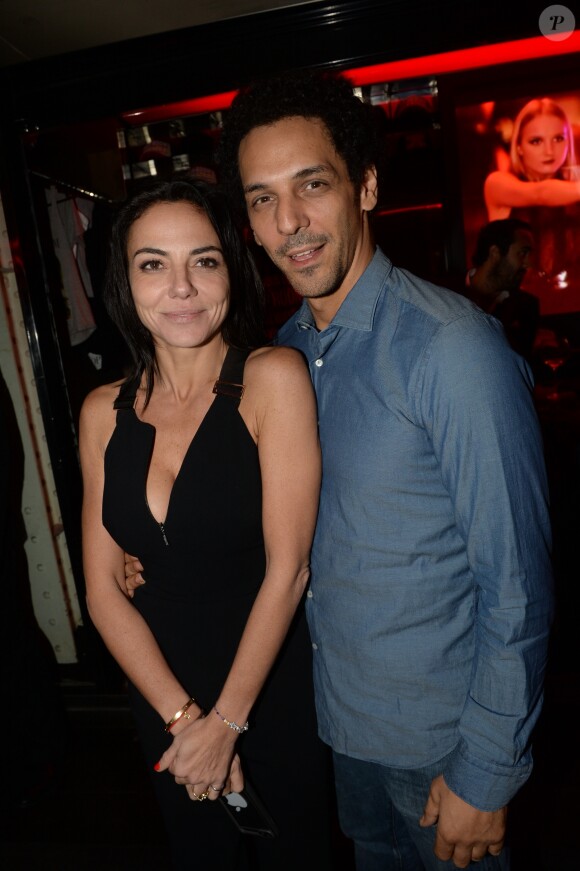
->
[79, 177, 335, 870]
[484, 97, 580, 288]
[463, 218, 539, 361]
[215, 70, 554, 871]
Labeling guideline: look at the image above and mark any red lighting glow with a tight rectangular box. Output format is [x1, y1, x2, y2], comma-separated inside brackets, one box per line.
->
[121, 33, 580, 125]
[346, 33, 580, 86]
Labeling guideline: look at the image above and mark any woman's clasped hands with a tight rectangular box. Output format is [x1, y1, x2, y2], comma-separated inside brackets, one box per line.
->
[155, 707, 244, 802]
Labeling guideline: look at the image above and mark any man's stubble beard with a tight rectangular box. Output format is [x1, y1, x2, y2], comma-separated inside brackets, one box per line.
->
[274, 247, 348, 300]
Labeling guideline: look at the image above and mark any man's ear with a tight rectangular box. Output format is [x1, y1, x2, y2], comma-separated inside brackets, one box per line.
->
[361, 166, 379, 212]
[489, 244, 502, 264]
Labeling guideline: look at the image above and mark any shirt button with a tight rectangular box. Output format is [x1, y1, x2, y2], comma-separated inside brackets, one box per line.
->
[306, 590, 313, 598]
[312, 642, 318, 650]
[314, 358, 323, 367]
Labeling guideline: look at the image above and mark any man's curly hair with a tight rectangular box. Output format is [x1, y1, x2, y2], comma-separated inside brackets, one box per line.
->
[217, 69, 381, 211]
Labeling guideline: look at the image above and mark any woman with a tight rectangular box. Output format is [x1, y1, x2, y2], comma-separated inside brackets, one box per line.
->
[484, 97, 580, 221]
[484, 97, 580, 290]
[79, 178, 334, 869]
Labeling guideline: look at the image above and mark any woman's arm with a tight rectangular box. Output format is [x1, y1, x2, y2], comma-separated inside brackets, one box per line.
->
[79, 388, 204, 726]
[484, 170, 580, 220]
[157, 346, 321, 790]
[214, 345, 321, 722]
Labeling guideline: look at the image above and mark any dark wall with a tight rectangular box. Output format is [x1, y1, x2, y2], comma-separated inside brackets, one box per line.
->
[0, 1, 546, 127]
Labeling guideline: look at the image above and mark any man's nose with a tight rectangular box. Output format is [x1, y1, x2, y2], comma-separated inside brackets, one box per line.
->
[276, 195, 309, 236]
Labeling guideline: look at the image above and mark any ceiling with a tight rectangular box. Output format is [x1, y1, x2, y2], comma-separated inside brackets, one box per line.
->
[0, 0, 317, 67]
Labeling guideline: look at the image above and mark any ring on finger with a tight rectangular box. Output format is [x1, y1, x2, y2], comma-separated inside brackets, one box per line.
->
[210, 783, 224, 793]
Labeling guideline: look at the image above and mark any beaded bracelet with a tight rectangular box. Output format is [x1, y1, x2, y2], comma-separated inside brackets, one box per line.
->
[164, 697, 201, 733]
[213, 706, 249, 734]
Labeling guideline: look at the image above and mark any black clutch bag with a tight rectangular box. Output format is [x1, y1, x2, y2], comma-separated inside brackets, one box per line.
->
[219, 781, 279, 838]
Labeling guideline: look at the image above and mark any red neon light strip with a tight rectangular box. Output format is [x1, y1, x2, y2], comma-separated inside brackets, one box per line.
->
[375, 203, 443, 218]
[121, 33, 580, 124]
[123, 90, 239, 123]
[347, 32, 580, 86]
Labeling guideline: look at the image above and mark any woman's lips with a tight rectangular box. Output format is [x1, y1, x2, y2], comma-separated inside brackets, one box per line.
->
[163, 310, 202, 321]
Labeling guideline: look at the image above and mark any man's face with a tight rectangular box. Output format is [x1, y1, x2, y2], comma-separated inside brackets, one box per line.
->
[238, 116, 377, 305]
[494, 229, 534, 292]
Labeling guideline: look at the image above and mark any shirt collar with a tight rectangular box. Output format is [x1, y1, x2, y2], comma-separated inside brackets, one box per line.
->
[293, 247, 392, 333]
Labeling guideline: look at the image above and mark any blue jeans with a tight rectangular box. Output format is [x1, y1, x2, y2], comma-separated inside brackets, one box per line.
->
[333, 751, 510, 871]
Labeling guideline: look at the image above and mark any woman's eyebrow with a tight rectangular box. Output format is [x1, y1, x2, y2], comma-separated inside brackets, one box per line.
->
[132, 244, 222, 259]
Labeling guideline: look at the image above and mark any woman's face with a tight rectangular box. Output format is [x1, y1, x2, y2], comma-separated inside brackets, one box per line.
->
[518, 113, 569, 180]
[127, 201, 230, 351]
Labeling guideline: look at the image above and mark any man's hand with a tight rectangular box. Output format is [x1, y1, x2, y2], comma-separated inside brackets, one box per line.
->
[419, 775, 506, 868]
[124, 553, 145, 597]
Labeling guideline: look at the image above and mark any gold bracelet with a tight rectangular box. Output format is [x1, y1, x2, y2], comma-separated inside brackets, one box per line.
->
[164, 697, 199, 732]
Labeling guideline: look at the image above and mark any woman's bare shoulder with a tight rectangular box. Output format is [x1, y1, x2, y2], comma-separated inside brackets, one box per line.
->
[80, 380, 127, 449]
[81, 380, 125, 415]
[242, 346, 314, 424]
[246, 345, 308, 382]
[484, 168, 528, 195]
[484, 169, 510, 191]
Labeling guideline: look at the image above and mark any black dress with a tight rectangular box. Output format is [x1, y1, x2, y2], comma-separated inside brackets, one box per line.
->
[102, 347, 335, 870]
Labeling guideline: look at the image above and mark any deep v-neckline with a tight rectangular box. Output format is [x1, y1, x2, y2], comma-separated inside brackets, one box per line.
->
[112, 347, 250, 532]
[138, 392, 218, 528]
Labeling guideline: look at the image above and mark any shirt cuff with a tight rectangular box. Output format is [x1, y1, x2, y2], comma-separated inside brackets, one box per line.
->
[442, 740, 533, 811]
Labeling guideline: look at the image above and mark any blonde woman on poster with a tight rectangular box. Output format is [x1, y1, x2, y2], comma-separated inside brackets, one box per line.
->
[484, 98, 580, 290]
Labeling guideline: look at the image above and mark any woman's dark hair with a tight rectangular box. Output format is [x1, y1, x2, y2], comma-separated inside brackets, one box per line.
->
[218, 69, 381, 211]
[104, 177, 265, 404]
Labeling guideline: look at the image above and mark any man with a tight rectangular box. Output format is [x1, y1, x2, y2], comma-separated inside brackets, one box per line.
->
[126, 72, 553, 870]
[216, 70, 553, 871]
[463, 219, 540, 362]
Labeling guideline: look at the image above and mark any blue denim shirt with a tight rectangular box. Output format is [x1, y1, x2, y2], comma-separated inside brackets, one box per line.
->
[277, 247, 553, 811]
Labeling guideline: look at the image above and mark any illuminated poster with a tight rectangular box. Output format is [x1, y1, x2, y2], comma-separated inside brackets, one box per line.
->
[456, 89, 580, 315]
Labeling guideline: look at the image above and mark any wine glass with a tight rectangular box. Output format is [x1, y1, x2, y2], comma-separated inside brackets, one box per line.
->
[543, 353, 567, 400]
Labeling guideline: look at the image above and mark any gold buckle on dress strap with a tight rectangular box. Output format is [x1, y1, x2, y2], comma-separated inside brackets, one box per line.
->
[212, 379, 245, 399]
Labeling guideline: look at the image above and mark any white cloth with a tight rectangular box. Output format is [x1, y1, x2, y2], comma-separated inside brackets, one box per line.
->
[46, 186, 96, 346]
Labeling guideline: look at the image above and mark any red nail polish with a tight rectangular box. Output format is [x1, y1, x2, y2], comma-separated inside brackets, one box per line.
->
[153, 762, 161, 771]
